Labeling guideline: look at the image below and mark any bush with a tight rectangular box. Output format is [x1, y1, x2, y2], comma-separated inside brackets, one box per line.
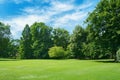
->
[116, 48, 120, 62]
[48, 46, 66, 59]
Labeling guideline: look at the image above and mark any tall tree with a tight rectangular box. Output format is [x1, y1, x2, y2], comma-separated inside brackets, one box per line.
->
[0, 22, 11, 57]
[30, 22, 53, 59]
[69, 25, 86, 59]
[19, 24, 32, 59]
[53, 28, 69, 50]
[86, 0, 120, 61]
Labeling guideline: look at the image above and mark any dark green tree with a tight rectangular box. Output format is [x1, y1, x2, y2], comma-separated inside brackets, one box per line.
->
[53, 28, 69, 50]
[82, 26, 111, 59]
[86, 0, 120, 61]
[7, 39, 20, 58]
[19, 24, 32, 59]
[0, 22, 11, 57]
[30, 22, 53, 59]
[69, 25, 87, 59]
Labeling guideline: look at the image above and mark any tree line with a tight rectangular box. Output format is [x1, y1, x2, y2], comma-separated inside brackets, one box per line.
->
[0, 0, 120, 61]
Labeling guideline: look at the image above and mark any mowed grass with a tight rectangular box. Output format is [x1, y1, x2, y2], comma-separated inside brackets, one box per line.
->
[0, 59, 120, 80]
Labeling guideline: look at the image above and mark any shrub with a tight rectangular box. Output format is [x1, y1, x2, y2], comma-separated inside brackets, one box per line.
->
[48, 46, 66, 59]
[116, 48, 120, 62]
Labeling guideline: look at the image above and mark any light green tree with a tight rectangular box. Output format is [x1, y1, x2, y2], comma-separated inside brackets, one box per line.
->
[48, 46, 66, 59]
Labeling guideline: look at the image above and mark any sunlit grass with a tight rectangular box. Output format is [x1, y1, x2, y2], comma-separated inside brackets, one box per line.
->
[0, 59, 119, 80]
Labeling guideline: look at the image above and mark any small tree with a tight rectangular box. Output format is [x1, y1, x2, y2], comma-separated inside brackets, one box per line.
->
[48, 46, 66, 59]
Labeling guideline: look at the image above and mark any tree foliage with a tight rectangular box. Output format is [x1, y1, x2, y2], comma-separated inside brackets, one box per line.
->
[30, 22, 53, 59]
[86, 0, 120, 60]
[19, 24, 32, 59]
[69, 25, 87, 59]
[53, 28, 69, 50]
[0, 22, 11, 57]
[7, 39, 19, 58]
[48, 46, 66, 59]
[0, 0, 120, 60]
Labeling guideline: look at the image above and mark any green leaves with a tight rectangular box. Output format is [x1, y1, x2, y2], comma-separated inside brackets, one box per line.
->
[86, 0, 120, 59]
[30, 22, 53, 59]
[19, 24, 32, 59]
[48, 46, 66, 59]
[0, 22, 11, 57]
[69, 25, 86, 59]
[116, 30, 120, 34]
[19, 22, 70, 59]
[53, 28, 69, 50]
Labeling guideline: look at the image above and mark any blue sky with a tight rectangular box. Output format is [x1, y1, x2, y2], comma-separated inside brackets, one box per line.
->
[0, 0, 100, 39]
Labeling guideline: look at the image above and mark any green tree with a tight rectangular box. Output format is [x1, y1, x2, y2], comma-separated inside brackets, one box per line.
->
[86, 0, 120, 60]
[0, 22, 11, 57]
[69, 25, 87, 59]
[7, 39, 20, 58]
[30, 22, 53, 59]
[19, 24, 32, 59]
[82, 26, 111, 59]
[53, 28, 69, 50]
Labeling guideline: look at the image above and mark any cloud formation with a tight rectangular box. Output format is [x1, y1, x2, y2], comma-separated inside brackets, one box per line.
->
[1, 0, 99, 39]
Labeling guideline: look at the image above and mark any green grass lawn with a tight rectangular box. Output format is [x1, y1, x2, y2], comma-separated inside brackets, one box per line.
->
[0, 59, 120, 80]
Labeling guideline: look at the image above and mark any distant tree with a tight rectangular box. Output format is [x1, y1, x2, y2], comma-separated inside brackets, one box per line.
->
[0, 22, 11, 57]
[19, 24, 32, 59]
[48, 46, 66, 59]
[69, 25, 87, 59]
[53, 28, 69, 50]
[30, 22, 53, 59]
[7, 39, 20, 58]
[86, 0, 120, 60]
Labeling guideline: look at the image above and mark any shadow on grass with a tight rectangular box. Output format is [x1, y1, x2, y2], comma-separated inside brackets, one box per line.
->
[94, 59, 116, 63]
[0, 58, 20, 61]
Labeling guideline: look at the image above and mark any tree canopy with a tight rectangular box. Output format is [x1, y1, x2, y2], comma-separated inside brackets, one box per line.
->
[86, 0, 120, 60]
[0, 22, 11, 57]
[0, 0, 120, 61]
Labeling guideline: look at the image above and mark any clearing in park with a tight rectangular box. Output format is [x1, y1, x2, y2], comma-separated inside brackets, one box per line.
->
[0, 59, 120, 80]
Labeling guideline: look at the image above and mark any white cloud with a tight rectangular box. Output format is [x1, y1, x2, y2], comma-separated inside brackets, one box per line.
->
[53, 11, 87, 26]
[77, 3, 93, 10]
[2, 14, 50, 38]
[22, 0, 74, 16]
[2, 0, 97, 39]
[50, 1, 74, 12]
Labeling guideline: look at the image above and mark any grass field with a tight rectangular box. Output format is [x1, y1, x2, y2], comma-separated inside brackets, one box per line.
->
[0, 59, 120, 80]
